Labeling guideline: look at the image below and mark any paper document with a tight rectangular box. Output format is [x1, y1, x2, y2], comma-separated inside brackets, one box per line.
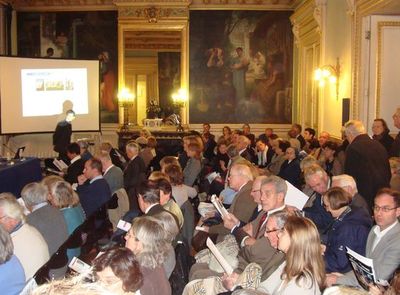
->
[206, 237, 233, 274]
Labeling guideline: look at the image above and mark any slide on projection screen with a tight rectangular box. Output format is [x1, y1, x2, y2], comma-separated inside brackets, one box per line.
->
[0, 56, 100, 134]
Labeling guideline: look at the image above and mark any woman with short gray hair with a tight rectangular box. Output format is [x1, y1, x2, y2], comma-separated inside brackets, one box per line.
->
[0, 224, 25, 295]
[125, 216, 171, 295]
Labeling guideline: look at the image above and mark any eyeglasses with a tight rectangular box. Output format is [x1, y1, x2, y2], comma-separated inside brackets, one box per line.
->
[372, 205, 398, 213]
[125, 231, 138, 241]
[265, 228, 283, 234]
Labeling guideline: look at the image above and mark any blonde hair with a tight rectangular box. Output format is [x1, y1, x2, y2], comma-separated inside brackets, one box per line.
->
[282, 216, 325, 291]
[300, 155, 318, 172]
[148, 171, 170, 182]
[50, 180, 80, 208]
[129, 216, 168, 269]
[344, 120, 366, 137]
[42, 175, 64, 192]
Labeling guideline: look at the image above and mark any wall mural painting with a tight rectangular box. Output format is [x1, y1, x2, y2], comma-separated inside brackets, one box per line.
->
[189, 11, 293, 124]
[17, 11, 118, 123]
[158, 52, 181, 117]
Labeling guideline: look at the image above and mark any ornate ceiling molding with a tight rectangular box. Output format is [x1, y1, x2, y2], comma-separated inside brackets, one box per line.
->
[10, 0, 297, 11]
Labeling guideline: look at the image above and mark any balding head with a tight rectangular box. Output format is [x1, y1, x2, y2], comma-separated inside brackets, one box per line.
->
[228, 163, 253, 191]
[332, 174, 358, 197]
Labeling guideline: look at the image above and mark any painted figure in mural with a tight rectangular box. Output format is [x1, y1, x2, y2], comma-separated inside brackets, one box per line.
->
[231, 47, 249, 102]
[251, 53, 285, 115]
[247, 50, 267, 82]
[99, 51, 117, 112]
[206, 47, 224, 68]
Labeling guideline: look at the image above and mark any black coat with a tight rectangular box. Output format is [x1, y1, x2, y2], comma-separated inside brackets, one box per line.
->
[373, 132, 394, 153]
[124, 156, 147, 210]
[344, 134, 391, 208]
[53, 120, 72, 154]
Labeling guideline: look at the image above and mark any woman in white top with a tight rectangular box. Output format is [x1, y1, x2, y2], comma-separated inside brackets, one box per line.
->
[163, 163, 197, 207]
[259, 216, 325, 295]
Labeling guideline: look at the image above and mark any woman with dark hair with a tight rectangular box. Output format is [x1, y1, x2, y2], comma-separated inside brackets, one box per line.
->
[163, 163, 197, 207]
[0, 225, 25, 295]
[267, 139, 291, 175]
[322, 141, 343, 177]
[322, 187, 372, 273]
[372, 118, 394, 152]
[93, 247, 143, 294]
[278, 146, 301, 188]
[212, 139, 230, 177]
[219, 126, 232, 144]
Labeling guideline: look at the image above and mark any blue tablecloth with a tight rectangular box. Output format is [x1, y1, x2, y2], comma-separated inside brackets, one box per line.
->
[0, 157, 42, 197]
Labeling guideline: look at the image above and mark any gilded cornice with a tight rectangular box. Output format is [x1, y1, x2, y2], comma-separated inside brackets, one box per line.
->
[118, 6, 188, 21]
[10, 0, 296, 11]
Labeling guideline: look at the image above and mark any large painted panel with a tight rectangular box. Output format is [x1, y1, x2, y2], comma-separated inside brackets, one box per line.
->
[189, 10, 293, 124]
[17, 11, 118, 123]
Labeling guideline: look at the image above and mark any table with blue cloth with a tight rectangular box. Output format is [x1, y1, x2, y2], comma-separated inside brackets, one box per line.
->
[0, 157, 42, 197]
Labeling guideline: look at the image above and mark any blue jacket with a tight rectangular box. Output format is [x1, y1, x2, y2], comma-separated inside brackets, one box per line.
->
[77, 178, 111, 217]
[324, 206, 372, 273]
[304, 193, 333, 233]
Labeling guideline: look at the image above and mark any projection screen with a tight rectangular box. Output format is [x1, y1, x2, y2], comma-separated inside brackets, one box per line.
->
[0, 56, 100, 134]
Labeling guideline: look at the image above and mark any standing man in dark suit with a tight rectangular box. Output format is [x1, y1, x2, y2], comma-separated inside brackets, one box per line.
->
[53, 109, 75, 164]
[124, 141, 146, 211]
[344, 120, 391, 209]
[77, 158, 111, 217]
[390, 107, 400, 157]
[64, 142, 85, 185]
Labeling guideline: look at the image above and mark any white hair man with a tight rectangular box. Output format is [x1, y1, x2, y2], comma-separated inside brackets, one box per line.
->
[302, 164, 334, 232]
[332, 174, 369, 214]
[124, 141, 147, 211]
[21, 182, 68, 257]
[0, 193, 49, 279]
[344, 120, 391, 210]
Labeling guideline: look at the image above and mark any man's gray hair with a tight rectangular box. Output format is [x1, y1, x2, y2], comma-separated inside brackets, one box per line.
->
[0, 224, 13, 263]
[261, 175, 287, 196]
[21, 182, 48, 208]
[227, 144, 239, 158]
[126, 141, 140, 153]
[344, 120, 366, 137]
[231, 163, 254, 181]
[332, 174, 358, 193]
[0, 193, 25, 222]
[304, 164, 328, 182]
[269, 208, 302, 229]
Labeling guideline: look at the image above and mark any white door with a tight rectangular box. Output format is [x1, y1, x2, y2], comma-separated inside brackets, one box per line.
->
[361, 15, 400, 134]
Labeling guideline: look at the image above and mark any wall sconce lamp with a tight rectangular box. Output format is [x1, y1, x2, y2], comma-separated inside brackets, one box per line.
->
[118, 87, 135, 131]
[171, 88, 188, 132]
[171, 88, 188, 107]
[314, 58, 340, 100]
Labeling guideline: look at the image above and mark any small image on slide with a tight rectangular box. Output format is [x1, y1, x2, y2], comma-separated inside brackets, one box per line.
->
[35, 79, 44, 91]
[45, 80, 65, 91]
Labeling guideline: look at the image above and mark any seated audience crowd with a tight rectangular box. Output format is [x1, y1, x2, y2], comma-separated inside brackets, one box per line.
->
[1, 108, 400, 295]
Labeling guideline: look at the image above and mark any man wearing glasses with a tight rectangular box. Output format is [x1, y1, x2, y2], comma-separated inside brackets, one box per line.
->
[327, 188, 400, 287]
